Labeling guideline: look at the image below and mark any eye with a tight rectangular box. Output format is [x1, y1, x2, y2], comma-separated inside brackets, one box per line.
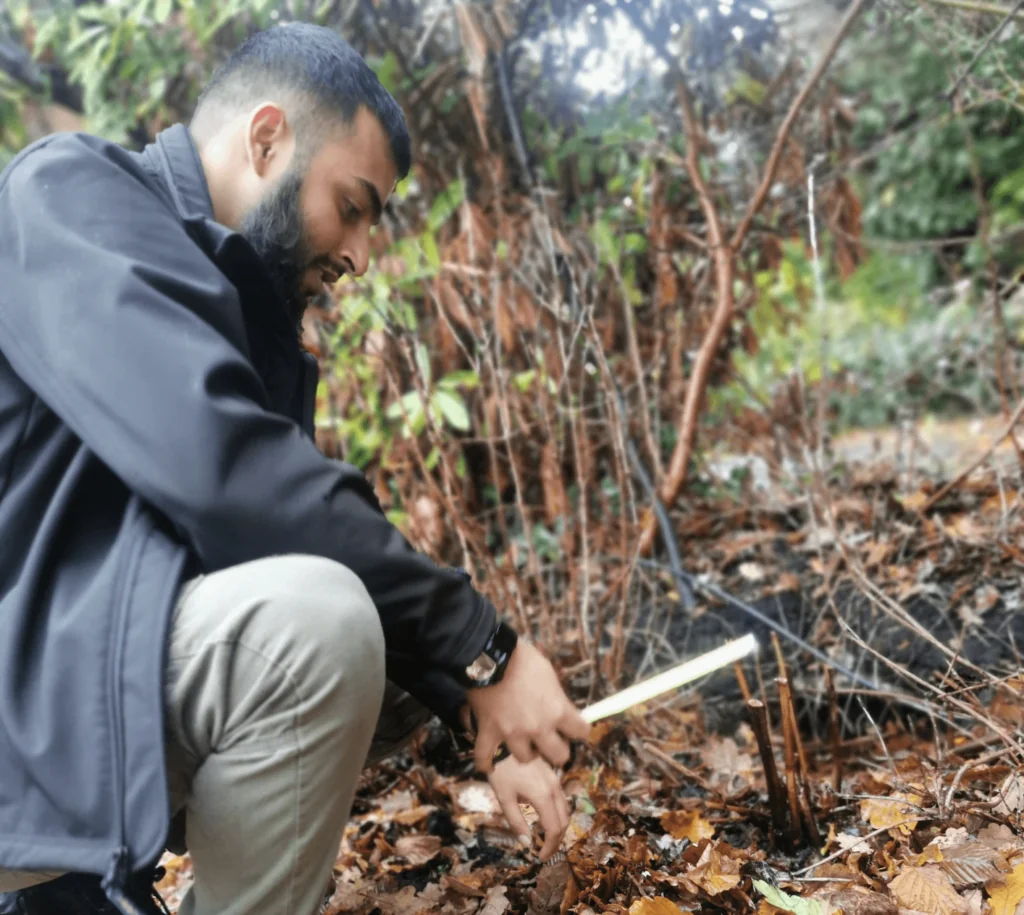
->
[343, 199, 361, 222]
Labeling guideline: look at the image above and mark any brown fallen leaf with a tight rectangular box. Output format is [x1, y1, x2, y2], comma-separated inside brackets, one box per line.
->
[480, 886, 511, 915]
[392, 835, 443, 867]
[888, 867, 965, 915]
[527, 859, 571, 915]
[937, 843, 1011, 887]
[703, 738, 755, 793]
[682, 843, 742, 896]
[861, 796, 922, 836]
[661, 810, 715, 844]
[979, 825, 1024, 856]
[629, 898, 689, 915]
[392, 806, 437, 827]
[372, 886, 441, 915]
[962, 889, 984, 915]
[442, 876, 486, 899]
[325, 884, 373, 915]
[994, 774, 1024, 817]
[930, 829, 971, 851]
[813, 887, 897, 915]
[987, 861, 1024, 915]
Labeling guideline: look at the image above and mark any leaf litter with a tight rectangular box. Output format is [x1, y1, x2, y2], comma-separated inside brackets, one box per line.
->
[153, 468, 1024, 915]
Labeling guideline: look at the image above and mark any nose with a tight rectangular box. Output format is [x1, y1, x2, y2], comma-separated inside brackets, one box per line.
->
[338, 230, 370, 278]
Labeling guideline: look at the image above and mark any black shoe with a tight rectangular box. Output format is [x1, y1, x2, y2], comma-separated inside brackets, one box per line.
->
[0, 867, 170, 915]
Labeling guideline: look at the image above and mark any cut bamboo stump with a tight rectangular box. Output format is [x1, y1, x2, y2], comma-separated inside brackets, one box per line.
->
[746, 698, 790, 847]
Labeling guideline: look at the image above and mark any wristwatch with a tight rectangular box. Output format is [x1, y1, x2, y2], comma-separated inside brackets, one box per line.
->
[459, 620, 518, 688]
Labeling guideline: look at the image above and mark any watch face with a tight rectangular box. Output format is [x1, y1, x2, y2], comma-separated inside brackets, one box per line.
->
[467, 654, 498, 683]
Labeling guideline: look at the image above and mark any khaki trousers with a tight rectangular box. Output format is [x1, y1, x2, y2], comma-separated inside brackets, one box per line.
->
[0, 555, 433, 915]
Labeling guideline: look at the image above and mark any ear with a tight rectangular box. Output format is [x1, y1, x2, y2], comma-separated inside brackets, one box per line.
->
[244, 102, 295, 178]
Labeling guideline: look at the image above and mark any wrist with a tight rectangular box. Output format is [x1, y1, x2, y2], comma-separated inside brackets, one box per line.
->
[455, 620, 518, 689]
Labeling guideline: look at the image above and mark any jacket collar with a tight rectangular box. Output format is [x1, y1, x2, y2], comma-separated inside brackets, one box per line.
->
[138, 123, 309, 417]
[146, 123, 218, 225]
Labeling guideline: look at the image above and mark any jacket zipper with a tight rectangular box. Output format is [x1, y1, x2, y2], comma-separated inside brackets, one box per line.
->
[100, 505, 150, 915]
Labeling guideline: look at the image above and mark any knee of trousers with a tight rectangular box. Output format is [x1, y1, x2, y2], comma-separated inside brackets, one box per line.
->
[240, 555, 387, 732]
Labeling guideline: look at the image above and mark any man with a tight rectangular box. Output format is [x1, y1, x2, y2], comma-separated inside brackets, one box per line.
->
[0, 22, 590, 915]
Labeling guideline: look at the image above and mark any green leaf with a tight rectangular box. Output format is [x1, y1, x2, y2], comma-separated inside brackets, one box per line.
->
[32, 16, 63, 59]
[752, 881, 826, 915]
[428, 179, 465, 232]
[66, 24, 106, 57]
[432, 389, 470, 432]
[624, 233, 647, 254]
[513, 369, 536, 392]
[592, 217, 619, 268]
[414, 342, 431, 386]
[437, 370, 480, 390]
[153, 0, 174, 24]
[421, 232, 440, 271]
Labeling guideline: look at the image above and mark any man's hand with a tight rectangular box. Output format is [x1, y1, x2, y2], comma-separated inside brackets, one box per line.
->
[488, 755, 569, 861]
[466, 639, 590, 774]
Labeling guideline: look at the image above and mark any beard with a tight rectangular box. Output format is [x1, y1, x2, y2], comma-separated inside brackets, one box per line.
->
[239, 169, 312, 327]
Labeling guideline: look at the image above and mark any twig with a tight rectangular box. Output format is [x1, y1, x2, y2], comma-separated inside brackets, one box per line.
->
[734, 662, 753, 703]
[825, 668, 844, 793]
[793, 821, 914, 876]
[807, 169, 829, 468]
[857, 696, 897, 779]
[785, 683, 823, 848]
[634, 79, 733, 558]
[777, 670, 822, 846]
[919, 393, 1024, 512]
[494, 46, 532, 186]
[771, 632, 789, 681]
[946, 0, 1024, 101]
[633, 0, 868, 551]
[730, 0, 870, 250]
[613, 263, 662, 483]
[944, 745, 1017, 809]
[921, 0, 1024, 16]
[777, 678, 804, 844]
[747, 699, 790, 843]
[603, 371, 696, 611]
[643, 741, 705, 784]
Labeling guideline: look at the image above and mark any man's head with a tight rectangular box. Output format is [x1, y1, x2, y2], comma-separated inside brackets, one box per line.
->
[190, 24, 411, 323]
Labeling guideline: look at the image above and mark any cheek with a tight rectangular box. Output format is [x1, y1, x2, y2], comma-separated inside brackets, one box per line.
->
[298, 188, 341, 257]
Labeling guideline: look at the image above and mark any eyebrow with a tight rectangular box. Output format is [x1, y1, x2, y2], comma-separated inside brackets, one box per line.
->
[356, 177, 383, 223]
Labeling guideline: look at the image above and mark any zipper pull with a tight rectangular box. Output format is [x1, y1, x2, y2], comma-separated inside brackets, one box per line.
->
[101, 846, 146, 915]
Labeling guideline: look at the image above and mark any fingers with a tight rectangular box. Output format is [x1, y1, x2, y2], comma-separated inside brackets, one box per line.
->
[494, 785, 532, 845]
[505, 734, 536, 766]
[560, 705, 592, 743]
[534, 729, 572, 769]
[556, 784, 570, 834]
[474, 723, 502, 774]
[535, 779, 569, 860]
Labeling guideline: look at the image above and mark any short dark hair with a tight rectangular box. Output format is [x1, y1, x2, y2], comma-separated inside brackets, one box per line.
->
[190, 23, 411, 179]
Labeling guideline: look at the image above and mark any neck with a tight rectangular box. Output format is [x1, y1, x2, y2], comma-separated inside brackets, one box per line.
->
[192, 129, 244, 229]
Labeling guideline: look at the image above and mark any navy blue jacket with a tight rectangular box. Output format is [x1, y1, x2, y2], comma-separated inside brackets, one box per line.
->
[0, 125, 494, 898]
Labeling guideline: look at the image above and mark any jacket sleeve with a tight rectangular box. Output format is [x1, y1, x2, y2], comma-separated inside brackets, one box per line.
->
[0, 136, 495, 677]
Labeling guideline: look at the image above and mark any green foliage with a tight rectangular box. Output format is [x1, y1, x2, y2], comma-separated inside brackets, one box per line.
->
[722, 239, 1023, 431]
[0, 71, 29, 169]
[843, 17, 1024, 251]
[10, 0, 280, 144]
[384, 358, 477, 439]
[320, 189, 474, 468]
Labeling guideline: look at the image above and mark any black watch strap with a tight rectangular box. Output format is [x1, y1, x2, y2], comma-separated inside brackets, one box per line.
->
[458, 621, 517, 689]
